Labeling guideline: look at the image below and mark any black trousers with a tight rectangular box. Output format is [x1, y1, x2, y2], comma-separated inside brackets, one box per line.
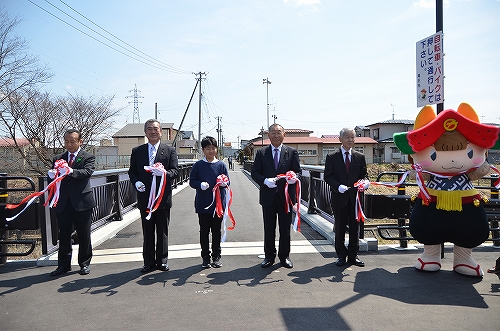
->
[198, 213, 222, 259]
[262, 194, 292, 260]
[57, 203, 93, 268]
[333, 200, 360, 260]
[140, 208, 170, 267]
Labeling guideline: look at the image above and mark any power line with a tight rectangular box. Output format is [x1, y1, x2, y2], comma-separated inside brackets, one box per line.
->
[27, 0, 191, 74]
[57, 0, 190, 74]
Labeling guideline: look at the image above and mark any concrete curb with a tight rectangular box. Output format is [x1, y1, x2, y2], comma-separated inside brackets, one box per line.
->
[36, 181, 191, 266]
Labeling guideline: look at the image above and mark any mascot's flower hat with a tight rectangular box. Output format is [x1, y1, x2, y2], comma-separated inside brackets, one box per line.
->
[394, 102, 500, 154]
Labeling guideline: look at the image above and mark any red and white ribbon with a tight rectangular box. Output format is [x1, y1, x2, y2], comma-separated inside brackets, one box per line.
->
[490, 165, 500, 189]
[205, 174, 236, 242]
[368, 164, 494, 205]
[5, 159, 71, 221]
[144, 162, 167, 220]
[353, 179, 369, 222]
[276, 171, 301, 232]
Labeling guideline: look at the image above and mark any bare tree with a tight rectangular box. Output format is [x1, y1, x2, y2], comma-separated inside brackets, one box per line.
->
[0, 9, 122, 174]
[0, 9, 52, 106]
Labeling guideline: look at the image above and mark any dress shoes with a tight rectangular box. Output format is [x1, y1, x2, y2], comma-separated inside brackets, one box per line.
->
[79, 265, 90, 275]
[280, 257, 293, 269]
[50, 266, 71, 276]
[140, 265, 156, 273]
[335, 257, 347, 266]
[211, 257, 222, 268]
[261, 258, 275, 268]
[487, 265, 499, 273]
[348, 257, 365, 267]
[158, 264, 169, 271]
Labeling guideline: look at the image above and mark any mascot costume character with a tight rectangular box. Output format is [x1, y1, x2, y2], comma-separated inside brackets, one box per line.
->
[393, 103, 500, 277]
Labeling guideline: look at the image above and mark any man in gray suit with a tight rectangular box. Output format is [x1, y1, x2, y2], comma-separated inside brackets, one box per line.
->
[129, 119, 179, 273]
[251, 124, 301, 269]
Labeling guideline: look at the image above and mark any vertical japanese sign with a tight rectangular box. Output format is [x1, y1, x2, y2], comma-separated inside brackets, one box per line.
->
[416, 32, 444, 107]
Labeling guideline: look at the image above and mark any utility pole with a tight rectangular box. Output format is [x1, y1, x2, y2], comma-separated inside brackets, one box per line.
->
[126, 84, 143, 123]
[195, 72, 207, 153]
[263, 78, 271, 129]
[216, 116, 222, 158]
[155, 103, 158, 120]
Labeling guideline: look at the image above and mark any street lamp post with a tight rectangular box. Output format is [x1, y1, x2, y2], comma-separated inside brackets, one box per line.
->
[262, 78, 271, 129]
[260, 126, 264, 146]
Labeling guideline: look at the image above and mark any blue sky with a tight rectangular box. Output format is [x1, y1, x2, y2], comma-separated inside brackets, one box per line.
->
[3, 0, 500, 145]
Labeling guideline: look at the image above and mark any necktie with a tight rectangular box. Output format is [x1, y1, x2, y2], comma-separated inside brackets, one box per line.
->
[345, 151, 350, 171]
[68, 153, 75, 167]
[149, 146, 156, 166]
[273, 148, 279, 170]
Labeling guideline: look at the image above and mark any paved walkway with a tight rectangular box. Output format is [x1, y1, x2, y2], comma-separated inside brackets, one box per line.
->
[1, 165, 500, 331]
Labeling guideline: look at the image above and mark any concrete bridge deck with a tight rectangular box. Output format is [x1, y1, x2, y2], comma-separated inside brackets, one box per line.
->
[1, 165, 499, 331]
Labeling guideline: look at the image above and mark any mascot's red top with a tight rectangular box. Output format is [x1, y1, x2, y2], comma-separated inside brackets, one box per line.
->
[394, 102, 500, 155]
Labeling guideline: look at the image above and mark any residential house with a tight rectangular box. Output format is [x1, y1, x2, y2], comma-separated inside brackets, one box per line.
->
[0, 137, 38, 172]
[250, 129, 377, 165]
[365, 119, 414, 163]
[112, 123, 198, 163]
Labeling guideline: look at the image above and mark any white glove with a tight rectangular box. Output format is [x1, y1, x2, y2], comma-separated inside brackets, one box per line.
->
[338, 185, 349, 193]
[47, 169, 57, 179]
[58, 167, 72, 176]
[201, 182, 209, 190]
[151, 167, 164, 177]
[264, 177, 277, 188]
[135, 181, 146, 192]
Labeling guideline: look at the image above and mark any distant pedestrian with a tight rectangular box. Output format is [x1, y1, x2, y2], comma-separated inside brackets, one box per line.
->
[228, 156, 234, 170]
[189, 136, 229, 269]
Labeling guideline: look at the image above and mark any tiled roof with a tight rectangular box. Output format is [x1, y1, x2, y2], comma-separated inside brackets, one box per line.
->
[367, 119, 414, 126]
[0, 137, 31, 147]
[112, 123, 174, 137]
[253, 136, 377, 146]
[259, 128, 313, 135]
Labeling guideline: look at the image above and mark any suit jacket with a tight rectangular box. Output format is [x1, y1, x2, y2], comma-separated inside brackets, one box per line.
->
[251, 145, 301, 208]
[52, 150, 96, 213]
[128, 143, 179, 210]
[324, 150, 367, 209]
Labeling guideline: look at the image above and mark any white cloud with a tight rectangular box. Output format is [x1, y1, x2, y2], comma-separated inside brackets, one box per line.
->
[283, 0, 321, 6]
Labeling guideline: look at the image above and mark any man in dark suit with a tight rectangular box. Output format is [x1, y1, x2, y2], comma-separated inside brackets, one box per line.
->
[128, 119, 179, 273]
[50, 129, 96, 276]
[324, 128, 369, 267]
[251, 123, 301, 269]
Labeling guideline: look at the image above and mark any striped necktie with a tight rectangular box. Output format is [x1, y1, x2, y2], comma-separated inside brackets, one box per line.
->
[149, 146, 156, 166]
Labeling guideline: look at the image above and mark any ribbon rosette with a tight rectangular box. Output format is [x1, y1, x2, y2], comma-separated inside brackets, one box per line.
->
[204, 174, 236, 242]
[276, 170, 301, 232]
[144, 162, 168, 220]
[353, 179, 369, 222]
[5, 159, 71, 221]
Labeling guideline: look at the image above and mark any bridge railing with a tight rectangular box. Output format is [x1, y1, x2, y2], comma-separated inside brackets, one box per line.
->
[0, 162, 194, 261]
[245, 161, 500, 247]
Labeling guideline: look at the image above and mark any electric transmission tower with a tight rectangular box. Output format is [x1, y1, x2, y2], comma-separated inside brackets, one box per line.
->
[126, 84, 144, 123]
